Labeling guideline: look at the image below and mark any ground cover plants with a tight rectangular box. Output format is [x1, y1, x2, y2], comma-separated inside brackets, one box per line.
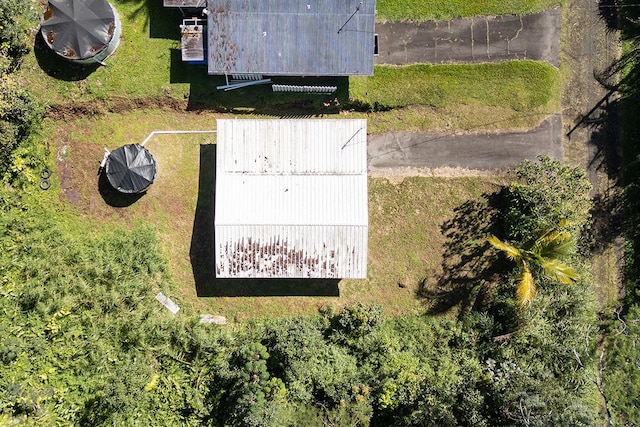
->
[1, 0, 618, 425]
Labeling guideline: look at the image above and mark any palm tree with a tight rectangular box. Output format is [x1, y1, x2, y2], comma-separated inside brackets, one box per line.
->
[488, 223, 580, 307]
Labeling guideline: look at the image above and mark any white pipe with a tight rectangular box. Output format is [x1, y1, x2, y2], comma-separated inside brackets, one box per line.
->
[140, 130, 217, 147]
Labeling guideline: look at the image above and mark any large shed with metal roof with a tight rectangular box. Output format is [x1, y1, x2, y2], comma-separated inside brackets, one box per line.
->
[206, 0, 376, 76]
[214, 119, 368, 279]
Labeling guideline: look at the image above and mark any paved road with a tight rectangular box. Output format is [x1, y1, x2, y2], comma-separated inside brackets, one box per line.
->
[368, 114, 563, 172]
[375, 8, 561, 66]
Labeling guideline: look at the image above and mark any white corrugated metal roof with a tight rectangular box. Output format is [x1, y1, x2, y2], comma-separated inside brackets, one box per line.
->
[215, 119, 368, 278]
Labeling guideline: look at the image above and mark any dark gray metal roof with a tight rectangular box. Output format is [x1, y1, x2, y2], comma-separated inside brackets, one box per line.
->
[106, 144, 157, 194]
[40, 0, 117, 60]
[207, 0, 376, 76]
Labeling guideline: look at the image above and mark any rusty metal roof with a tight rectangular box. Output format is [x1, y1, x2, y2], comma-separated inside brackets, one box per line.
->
[215, 119, 368, 279]
[40, 0, 117, 60]
[206, 0, 376, 76]
[164, 0, 206, 7]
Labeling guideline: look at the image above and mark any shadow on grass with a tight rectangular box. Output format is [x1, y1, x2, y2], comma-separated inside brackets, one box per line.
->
[33, 31, 100, 81]
[98, 170, 146, 207]
[168, 46, 352, 115]
[189, 144, 340, 297]
[119, 0, 182, 40]
[421, 190, 508, 317]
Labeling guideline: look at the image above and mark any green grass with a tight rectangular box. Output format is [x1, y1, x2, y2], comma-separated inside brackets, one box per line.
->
[16, 1, 561, 133]
[377, 0, 562, 21]
[348, 62, 561, 132]
[18, 0, 193, 105]
[351, 62, 560, 111]
[42, 109, 503, 319]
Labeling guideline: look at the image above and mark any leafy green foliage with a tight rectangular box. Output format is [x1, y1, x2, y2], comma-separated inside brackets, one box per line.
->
[0, 191, 232, 425]
[0, 0, 42, 177]
[0, 0, 35, 71]
[605, 305, 640, 425]
[503, 156, 592, 245]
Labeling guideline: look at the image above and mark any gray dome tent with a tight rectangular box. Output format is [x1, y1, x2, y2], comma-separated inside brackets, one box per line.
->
[106, 144, 157, 194]
[40, 0, 121, 64]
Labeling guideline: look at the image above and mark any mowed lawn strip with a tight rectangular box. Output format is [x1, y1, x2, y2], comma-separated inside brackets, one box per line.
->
[350, 62, 560, 112]
[377, 0, 562, 21]
[349, 62, 561, 133]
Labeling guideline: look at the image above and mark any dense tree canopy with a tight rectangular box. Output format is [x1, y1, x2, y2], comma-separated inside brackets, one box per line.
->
[0, 2, 607, 424]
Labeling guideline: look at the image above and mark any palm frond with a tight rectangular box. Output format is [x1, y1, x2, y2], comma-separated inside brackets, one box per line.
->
[537, 230, 576, 259]
[541, 258, 580, 284]
[487, 235, 521, 261]
[516, 265, 536, 307]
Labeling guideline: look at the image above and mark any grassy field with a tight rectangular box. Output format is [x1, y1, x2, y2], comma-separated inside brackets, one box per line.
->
[377, 0, 563, 20]
[41, 108, 504, 320]
[17, 0, 561, 133]
[20, 0, 557, 321]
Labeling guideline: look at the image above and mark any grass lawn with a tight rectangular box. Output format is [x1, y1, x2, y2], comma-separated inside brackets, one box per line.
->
[377, 0, 563, 21]
[20, 0, 555, 320]
[350, 62, 561, 133]
[42, 108, 504, 320]
[17, 1, 561, 133]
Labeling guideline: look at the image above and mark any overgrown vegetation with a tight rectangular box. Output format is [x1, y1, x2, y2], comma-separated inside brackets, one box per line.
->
[0, 0, 41, 176]
[0, 0, 609, 425]
[600, 0, 640, 424]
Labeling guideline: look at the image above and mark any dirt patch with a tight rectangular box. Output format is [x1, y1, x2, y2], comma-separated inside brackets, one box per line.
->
[46, 97, 190, 121]
[56, 145, 82, 205]
[560, 1, 624, 310]
[368, 166, 496, 180]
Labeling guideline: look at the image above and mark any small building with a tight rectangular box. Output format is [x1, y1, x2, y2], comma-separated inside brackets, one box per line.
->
[40, 0, 121, 65]
[215, 119, 368, 279]
[206, 0, 376, 77]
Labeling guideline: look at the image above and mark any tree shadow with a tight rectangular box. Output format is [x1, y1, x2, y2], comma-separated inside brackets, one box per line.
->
[598, 0, 621, 31]
[118, 0, 182, 40]
[421, 190, 508, 318]
[98, 169, 146, 207]
[33, 31, 100, 81]
[188, 144, 340, 297]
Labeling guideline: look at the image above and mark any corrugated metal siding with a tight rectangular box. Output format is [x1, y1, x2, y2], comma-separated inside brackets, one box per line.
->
[216, 175, 367, 225]
[207, 0, 375, 76]
[215, 119, 368, 278]
[217, 119, 367, 175]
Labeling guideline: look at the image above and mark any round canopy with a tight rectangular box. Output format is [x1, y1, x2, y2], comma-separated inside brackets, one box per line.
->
[41, 0, 118, 61]
[106, 144, 157, 194]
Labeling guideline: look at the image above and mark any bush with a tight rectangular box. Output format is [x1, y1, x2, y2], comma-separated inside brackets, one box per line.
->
[0, 0, 36, 70]
[503, 156, 592, 245]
